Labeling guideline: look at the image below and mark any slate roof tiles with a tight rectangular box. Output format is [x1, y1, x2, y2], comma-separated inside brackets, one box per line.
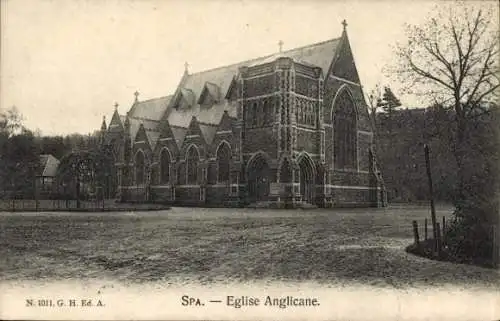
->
[108, 37, 341, 150]
[180, 37, 340, 106]
[129, 95, 173, 121]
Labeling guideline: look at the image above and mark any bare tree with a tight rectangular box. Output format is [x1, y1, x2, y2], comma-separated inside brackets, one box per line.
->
[392, 2, 499, 202]
[394, 3, 498, 113]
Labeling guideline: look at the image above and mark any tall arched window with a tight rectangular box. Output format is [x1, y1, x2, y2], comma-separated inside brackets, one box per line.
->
[333, 90, 357, 169]
[186, 146, 199, 184]
[216, 143, 231, 184]
[252, 102, 258, 127]
[160, 149, 171, 184]
[135, 150, 145, 185]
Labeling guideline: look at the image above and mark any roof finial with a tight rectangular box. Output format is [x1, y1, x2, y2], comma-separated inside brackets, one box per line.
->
[278, 40, 284, 53]
[134, 90, 139, 102]
[184, 61, 189, 74]
[114, 102, 119, 110]
[342, 19, 348, 30]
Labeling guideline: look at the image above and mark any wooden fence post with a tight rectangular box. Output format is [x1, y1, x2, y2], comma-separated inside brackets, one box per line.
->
[442, 216, 446, 245]
[424, 145, 438, 243]
[412, 220, 420, 246]
[34, 179, 38, 212]
[424, 218, 428, 240]
[436, 222, 442, 256]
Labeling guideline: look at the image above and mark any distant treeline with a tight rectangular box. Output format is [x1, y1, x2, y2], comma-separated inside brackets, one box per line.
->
[35, 133, 101, 160]
[0, 106, 100, 198]
[374, 105, 498, 204]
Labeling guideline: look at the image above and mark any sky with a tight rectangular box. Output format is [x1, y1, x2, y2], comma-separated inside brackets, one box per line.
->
[0, 0, 494, 135]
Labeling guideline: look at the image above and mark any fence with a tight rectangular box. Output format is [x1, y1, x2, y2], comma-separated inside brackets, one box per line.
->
[412, 216, 499, 268]
[412, 216, 448, 252]
[0, 199, 107, 212]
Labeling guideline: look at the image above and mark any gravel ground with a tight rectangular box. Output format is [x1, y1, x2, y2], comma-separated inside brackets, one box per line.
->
[0, 204, 498, 289]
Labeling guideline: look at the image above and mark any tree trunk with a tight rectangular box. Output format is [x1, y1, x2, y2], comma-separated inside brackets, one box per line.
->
[454, 113, 468, 213]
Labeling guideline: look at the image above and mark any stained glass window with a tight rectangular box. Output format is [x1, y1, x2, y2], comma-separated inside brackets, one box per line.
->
[160, 149, 170, 184]
[135, 151, 145, 185]
[186, 146, 199, 184]
[333, 90, 357, 169]
[217, 143, 231, 183]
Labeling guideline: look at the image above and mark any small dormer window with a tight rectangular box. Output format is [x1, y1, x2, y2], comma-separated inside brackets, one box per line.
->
[175, 88, 195, 110]
[198, 82, 220, 107]
[200, 93, 214, 108]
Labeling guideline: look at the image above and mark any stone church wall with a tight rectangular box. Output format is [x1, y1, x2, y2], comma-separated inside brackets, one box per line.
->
[243, 127, 277, 158]
[296, 128, 319, 155]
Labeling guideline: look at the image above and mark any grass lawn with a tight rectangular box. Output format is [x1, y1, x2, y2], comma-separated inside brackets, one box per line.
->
[0, 204, 498, 289]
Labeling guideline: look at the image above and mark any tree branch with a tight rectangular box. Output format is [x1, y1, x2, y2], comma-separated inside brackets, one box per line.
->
[406, 53, 455, 91]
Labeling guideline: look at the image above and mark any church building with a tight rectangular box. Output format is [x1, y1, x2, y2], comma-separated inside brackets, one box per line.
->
[99, 21, 386, 208]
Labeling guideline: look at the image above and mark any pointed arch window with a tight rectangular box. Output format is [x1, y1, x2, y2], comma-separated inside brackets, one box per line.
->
[135, 150, 145, 185]
[186, 146, 199, 184]
[160, 149, 171, 184]
[252, 102, 258, 127]
[333, 90, 357, 170]
[216, 143, 231, 184]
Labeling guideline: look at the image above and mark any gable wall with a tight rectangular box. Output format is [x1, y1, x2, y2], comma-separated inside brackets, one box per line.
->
[323, 76, 374, 170]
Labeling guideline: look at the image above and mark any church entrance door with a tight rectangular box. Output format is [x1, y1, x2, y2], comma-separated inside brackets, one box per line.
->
[299, 156, 315, 204]
[247, 155, 270, 202]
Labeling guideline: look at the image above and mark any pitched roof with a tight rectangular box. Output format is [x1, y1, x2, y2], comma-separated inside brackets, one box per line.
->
[129, 95, 173, 121]
[38, 154, 60, 177]
[167, 101, 237, 128]
[180, 37, 340, 107]
[179, 88, 196, 107]
[122, 36, 341, 147]
[248, 52, 319, 68]
[198, 82, 221, 104]
[129, 117, 159, 142]
[108, 109, 124, 131]
[170, 126, 188, 148]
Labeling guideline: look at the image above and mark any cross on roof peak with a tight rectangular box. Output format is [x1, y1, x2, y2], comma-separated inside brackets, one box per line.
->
[134, 91, 140, 101]
[342, 19, 348, 30]
[278, 40, 284, 53]
[114, 102, 119, 109]
[184, 61, 189, 73]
